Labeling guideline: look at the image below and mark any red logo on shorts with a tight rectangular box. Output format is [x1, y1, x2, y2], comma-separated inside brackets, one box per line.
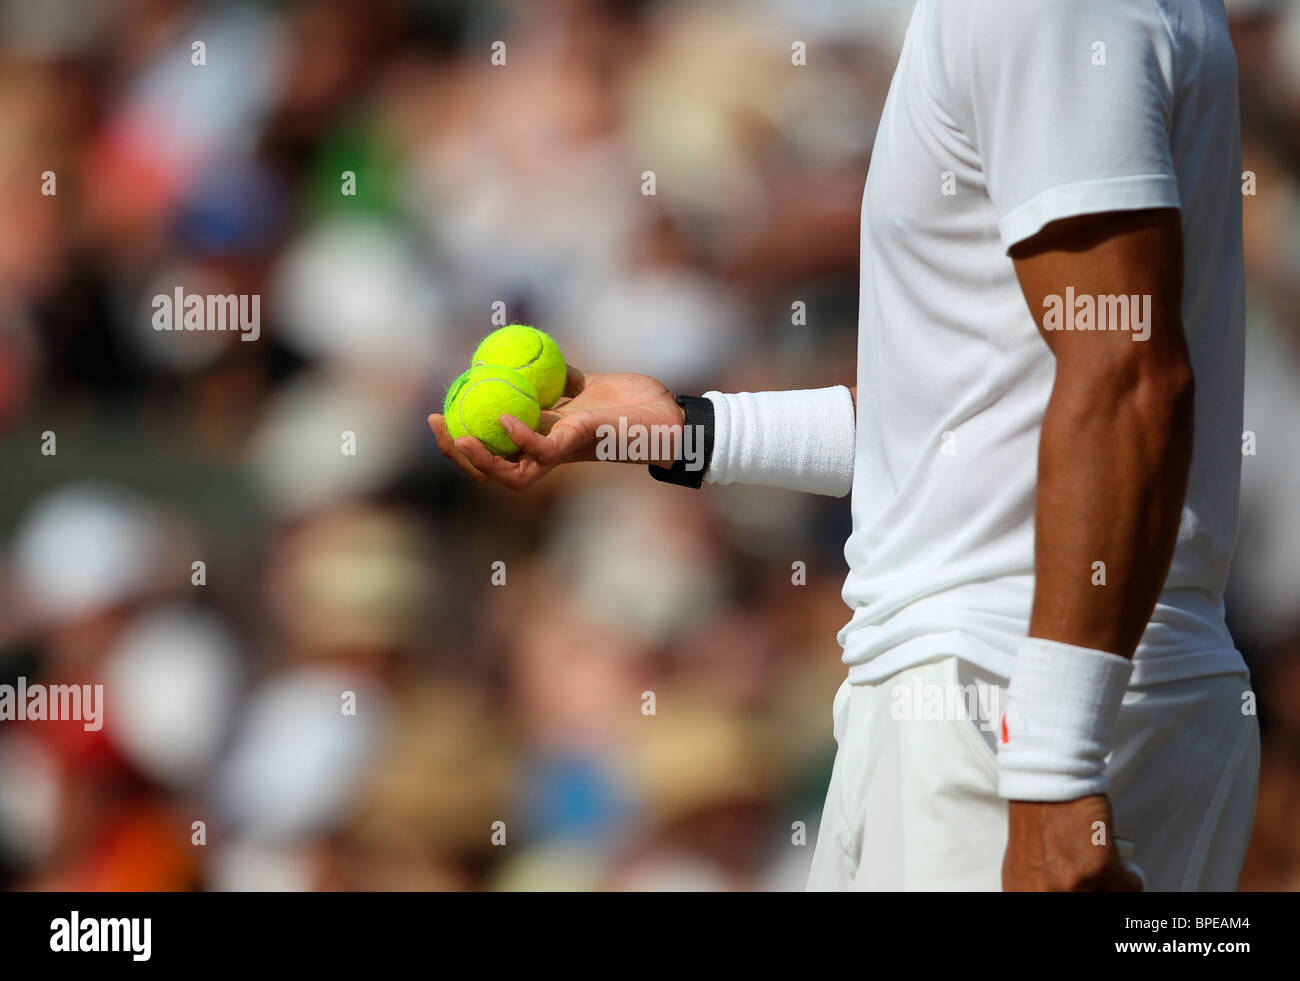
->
[1000, 714, 1009, 744]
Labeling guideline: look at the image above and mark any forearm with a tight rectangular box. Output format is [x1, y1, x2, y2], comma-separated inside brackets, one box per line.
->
[999, 366, 1194, 803]
[1031, 363, 1195, 657]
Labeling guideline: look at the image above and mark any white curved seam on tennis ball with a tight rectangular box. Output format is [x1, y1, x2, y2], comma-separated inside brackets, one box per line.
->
[455, 378, 537, 441]
[474, 329, 544, 370]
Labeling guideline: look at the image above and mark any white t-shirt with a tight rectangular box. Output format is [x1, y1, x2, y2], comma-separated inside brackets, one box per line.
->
[840, 0, 1247, 687]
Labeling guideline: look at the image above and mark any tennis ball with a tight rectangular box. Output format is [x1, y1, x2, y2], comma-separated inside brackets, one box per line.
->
[443, 365, 540, 456]
[472, 324, 566, 409]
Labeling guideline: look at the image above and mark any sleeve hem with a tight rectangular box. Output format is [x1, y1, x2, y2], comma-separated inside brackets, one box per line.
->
[997, 174, 1181, 253]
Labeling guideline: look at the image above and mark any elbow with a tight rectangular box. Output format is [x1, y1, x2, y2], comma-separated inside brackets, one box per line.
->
[1132, 355, 1195, 431]
[1054, 345, 1196, 435]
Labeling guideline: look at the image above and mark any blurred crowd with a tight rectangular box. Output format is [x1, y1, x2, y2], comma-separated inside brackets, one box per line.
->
[0, 0, 1296, 891]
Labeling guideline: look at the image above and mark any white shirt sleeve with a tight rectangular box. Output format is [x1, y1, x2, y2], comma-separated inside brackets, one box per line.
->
[931, 0, 1182, 251]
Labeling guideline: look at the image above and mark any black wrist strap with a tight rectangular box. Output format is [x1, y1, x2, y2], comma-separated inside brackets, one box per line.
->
[648, 394, 715, 489]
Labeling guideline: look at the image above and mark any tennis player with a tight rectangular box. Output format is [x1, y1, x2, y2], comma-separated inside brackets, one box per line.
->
[431, 0, 1258, 891]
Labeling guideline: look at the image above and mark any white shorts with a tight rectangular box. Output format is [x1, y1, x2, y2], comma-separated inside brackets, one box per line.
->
[806, 655, 1259, 891]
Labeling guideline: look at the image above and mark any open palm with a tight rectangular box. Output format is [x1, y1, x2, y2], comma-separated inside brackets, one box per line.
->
[427, 367, 683, 491]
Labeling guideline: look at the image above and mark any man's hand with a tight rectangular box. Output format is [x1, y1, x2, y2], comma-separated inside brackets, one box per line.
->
[1004, 795, 1143, 891]
[427, 366, 684, 491]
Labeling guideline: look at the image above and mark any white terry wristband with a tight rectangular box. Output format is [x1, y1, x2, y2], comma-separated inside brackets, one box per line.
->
[997, 637, 1134, 802]
[702, 387, 855, 497]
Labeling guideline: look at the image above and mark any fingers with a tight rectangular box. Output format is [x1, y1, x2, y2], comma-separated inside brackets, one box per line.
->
[433, 410, 578, 492]
[427, 414, 487, 483]
[462, 450, 542, 491]
[454, 434, 499, 473]
[453, 430, 545, 492]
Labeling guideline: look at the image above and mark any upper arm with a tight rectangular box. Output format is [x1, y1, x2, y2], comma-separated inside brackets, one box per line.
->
[1011, 207, 1191, 392]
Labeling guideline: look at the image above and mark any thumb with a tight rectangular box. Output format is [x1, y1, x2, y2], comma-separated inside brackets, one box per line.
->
[500, 413, 589, 466]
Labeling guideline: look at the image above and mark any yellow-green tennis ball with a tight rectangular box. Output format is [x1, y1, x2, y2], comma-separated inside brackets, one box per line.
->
[472, 324, 566, 409]
[443, 365, 540, 456]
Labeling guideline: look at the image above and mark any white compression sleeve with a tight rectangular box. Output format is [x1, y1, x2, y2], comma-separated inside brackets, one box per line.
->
[701, 387, 856, 497]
